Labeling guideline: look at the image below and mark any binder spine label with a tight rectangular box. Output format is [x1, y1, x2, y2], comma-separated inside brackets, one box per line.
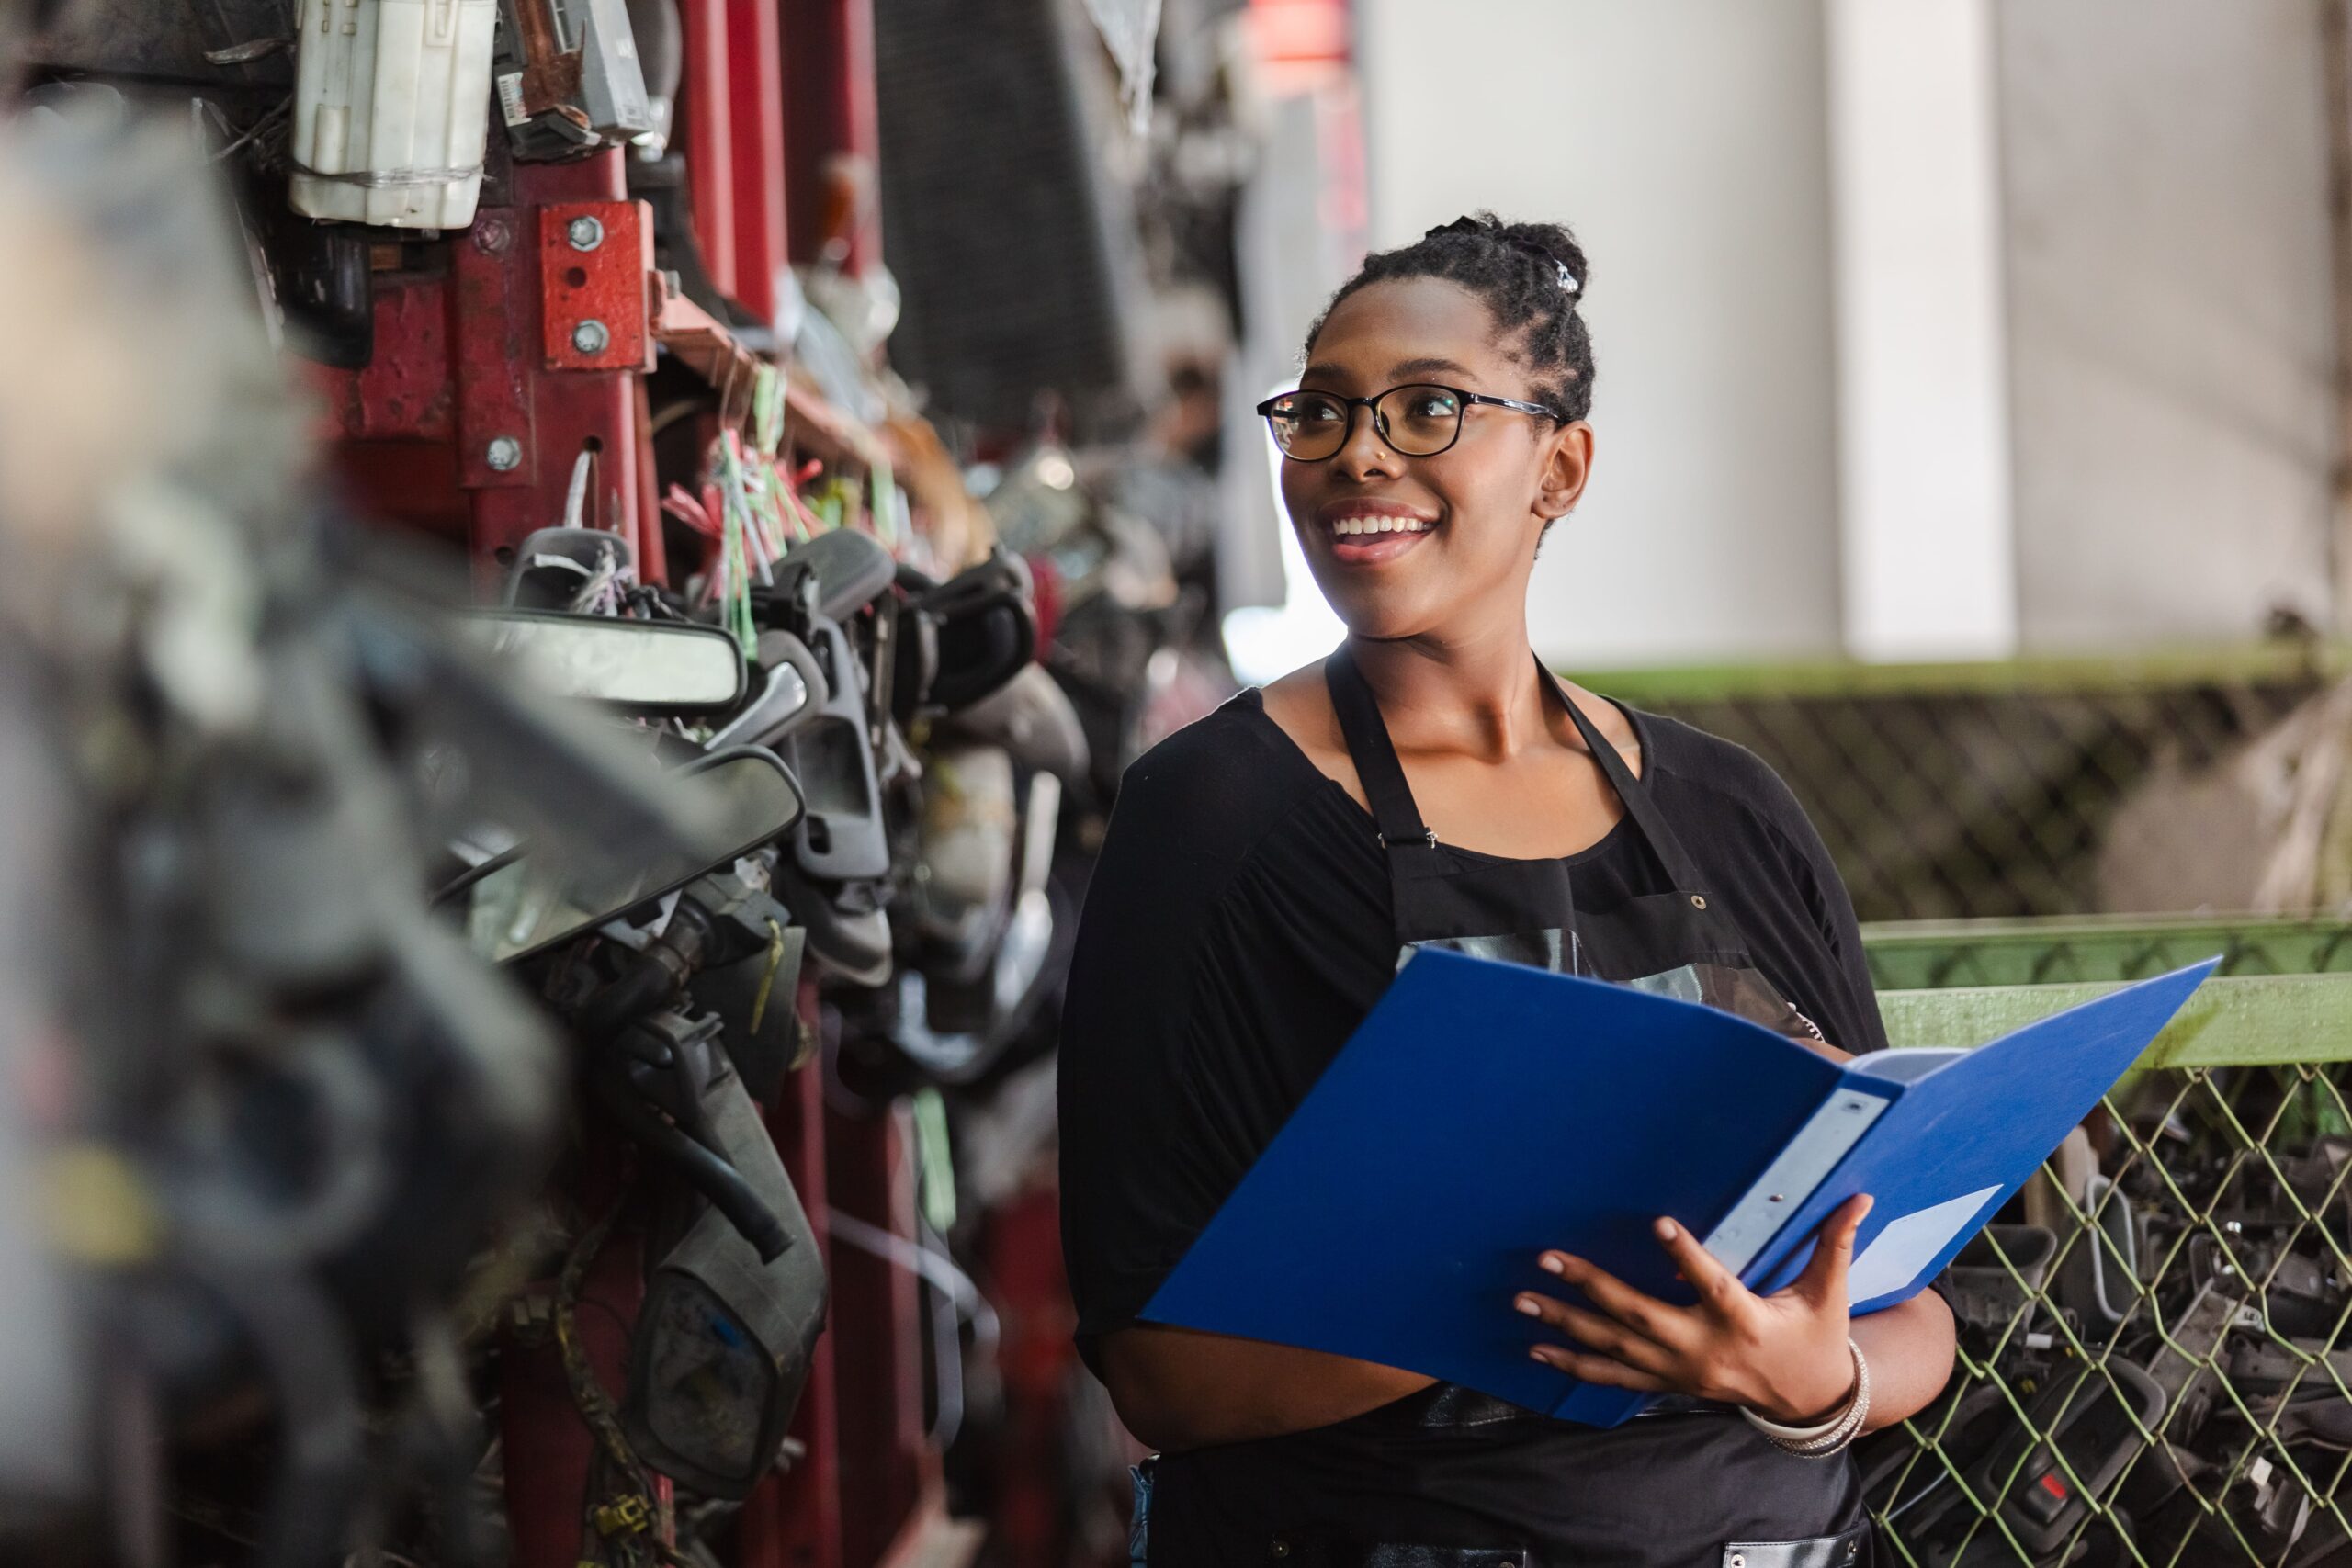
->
[1702, 1089, 1892, 1277]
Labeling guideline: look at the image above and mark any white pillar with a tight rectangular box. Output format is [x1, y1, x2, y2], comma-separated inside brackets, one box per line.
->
[1826, 0, 2018, 661]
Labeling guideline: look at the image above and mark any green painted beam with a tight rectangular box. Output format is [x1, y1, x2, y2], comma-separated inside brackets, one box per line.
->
[1881, 974, 2352, 1067]
[1861, 913, 2352, 990]
[1555, 640, 2346, 706]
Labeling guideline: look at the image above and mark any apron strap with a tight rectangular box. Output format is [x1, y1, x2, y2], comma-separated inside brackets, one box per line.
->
[1537, 658, 1713, 895]
[1326, 645, 1716, 899]
[1323, 647, 1438, 852]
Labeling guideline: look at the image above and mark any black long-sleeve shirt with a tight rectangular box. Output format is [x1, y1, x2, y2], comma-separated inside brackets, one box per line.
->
[1058, 686, 1886, 1358]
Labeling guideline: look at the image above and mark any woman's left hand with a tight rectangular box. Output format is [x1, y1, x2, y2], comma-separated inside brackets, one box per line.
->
[1516, 1194, 1874, 1424]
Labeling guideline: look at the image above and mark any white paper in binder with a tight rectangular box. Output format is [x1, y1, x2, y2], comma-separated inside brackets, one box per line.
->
[290, 0, 500, 230]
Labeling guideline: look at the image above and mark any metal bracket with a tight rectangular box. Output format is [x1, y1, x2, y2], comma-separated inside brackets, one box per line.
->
[540, 199, 655, 373]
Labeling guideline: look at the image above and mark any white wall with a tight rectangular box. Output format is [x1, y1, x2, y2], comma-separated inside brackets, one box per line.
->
[1356, 0, 1845, 669]
[1340, 0, 2343, 667]
[1222, 86, 1366, 619]
[1996, 0, 2339, 649]
[1826, 0, 2017, 661]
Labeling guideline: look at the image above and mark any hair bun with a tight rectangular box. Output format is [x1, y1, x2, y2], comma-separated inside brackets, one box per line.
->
[1424, 215, 1491, 242]
[1425, 213, 1583, 298]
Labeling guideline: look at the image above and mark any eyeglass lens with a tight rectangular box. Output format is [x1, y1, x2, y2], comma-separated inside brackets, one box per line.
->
[1266, 385, 1465, 459]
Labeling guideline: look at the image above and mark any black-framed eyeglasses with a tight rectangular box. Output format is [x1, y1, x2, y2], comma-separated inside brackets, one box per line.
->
[1254, 382, 1560, 462]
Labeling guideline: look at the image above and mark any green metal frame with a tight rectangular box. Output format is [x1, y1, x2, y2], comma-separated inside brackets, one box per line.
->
[1562, 640, 2349, 706]
[1866, 914, 2352, 990]
[1869, 916, 2352, 1067]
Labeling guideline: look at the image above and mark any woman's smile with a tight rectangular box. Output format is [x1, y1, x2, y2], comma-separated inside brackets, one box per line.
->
[1315, 499, 1441, 567]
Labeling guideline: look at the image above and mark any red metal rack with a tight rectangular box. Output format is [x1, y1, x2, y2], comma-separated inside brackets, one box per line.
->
[304, 5, 965, 1564]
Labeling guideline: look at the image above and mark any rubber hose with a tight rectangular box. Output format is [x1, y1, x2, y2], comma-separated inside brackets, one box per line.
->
[573, 949, 678, 1043]
[588, 1066, 789, 1262]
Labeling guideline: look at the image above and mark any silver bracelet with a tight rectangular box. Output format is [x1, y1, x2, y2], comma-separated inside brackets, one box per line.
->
[1740, 1339, 1870, 1457]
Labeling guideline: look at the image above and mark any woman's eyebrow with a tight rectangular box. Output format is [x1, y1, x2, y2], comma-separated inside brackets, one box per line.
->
[1298, 355, 1477, 387]
[1388, 355, 1474, 380]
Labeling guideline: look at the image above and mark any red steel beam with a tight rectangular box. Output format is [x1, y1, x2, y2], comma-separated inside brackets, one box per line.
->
[780, 0, 880, 273]
[738, 1011, 845, 1568]
[837, 0, 879, 275]
[313, 151, 655, 586]
[826, 1105, 932, 1568]
[500, 1137, 648, 1568]
[679, 0, 738, 299]
[727, 0, 790, 325]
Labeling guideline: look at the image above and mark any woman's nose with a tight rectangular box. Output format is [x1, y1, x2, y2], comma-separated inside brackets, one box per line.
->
[1332, 402, 1402, 479]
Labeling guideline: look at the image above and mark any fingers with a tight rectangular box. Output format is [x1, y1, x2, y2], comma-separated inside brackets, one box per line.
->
[1527, 1340, 1670, 1391]
[1792, 1192, 1875, 1306]
[1536, 1250, 1679, 1343]
[1649, 1216, 1743, 1309]
[1515, 1291, 1677, 1375]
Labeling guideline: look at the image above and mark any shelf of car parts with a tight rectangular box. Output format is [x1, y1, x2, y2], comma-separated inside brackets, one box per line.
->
[650, 272, 891, 481]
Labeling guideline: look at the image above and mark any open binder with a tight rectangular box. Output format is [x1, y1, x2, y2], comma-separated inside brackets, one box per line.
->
[1142, 948, 2218, 1427]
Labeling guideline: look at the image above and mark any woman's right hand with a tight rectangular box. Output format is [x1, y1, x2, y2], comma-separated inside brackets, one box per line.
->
[1101, 1325, 1434, 1451]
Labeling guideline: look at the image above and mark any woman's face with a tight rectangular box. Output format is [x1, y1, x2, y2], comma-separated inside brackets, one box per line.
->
[1280, 276, 1591, 644]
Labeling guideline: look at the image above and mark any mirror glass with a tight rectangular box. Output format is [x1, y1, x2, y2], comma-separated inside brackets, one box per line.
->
[465, 750, 805, 963]
[466, 612, 746, 713]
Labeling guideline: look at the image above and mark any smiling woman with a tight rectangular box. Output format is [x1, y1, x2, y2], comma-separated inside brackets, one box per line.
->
[1058, 214, 1956, 1567]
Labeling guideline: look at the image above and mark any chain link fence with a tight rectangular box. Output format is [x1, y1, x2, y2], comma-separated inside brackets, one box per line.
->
[1866, 919, 2352, 1567]
[1564, 651, 2352, 1559]
[1589, 648, 2346, 923]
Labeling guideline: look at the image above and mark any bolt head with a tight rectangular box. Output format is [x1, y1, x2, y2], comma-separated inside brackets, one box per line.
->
[474, 216, 513, 254]
[571, 320, 612, 355]
[485, 436, 523, 472]
[566, 215, 605, 252]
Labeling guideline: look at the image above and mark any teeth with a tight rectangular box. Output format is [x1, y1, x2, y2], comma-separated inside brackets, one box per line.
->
[1334, 516, 1430, 537]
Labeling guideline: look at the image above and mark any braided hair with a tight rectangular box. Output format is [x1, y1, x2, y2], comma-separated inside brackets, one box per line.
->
[1304, 212, 1595, 425]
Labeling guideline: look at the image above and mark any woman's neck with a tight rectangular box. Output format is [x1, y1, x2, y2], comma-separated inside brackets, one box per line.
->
[1346, 619, 1549, 761]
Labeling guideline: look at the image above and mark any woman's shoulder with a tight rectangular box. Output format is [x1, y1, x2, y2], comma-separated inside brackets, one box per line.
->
[1624, 706, 1819, 851]
[1110, 688, 1332, 854]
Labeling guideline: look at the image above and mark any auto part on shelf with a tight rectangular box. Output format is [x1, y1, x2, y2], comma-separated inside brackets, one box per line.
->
[625, 1057, 826, 1498]
[494, 0, 654, 161]
[289, 0, 500, 229]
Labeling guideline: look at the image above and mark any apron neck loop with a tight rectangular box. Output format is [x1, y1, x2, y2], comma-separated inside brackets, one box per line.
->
[1324, 647, 1439, 852]
[1325, 643, 1714, 899]
[1533, 660, 1709, 895]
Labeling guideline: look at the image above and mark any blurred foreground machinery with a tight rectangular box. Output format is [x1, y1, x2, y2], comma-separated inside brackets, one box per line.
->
[0, 94, 696, 1567]
[2, 0, 1226, 1562]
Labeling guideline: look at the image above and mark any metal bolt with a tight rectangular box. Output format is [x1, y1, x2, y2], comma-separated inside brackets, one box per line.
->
[571, 320, 611, 355]
[566, 215, 605, 252]
[485, 436, 523, 472]
[474, 215, 513, 254]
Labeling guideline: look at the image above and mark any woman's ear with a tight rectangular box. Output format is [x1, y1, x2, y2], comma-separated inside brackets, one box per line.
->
[1533, 421, 1594, 525]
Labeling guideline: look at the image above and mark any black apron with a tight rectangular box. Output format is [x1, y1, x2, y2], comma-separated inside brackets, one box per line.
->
[1136, 649, 1868, 1568]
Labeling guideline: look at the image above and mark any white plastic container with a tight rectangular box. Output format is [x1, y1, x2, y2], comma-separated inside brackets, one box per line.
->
[289, 0, 500, 230]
